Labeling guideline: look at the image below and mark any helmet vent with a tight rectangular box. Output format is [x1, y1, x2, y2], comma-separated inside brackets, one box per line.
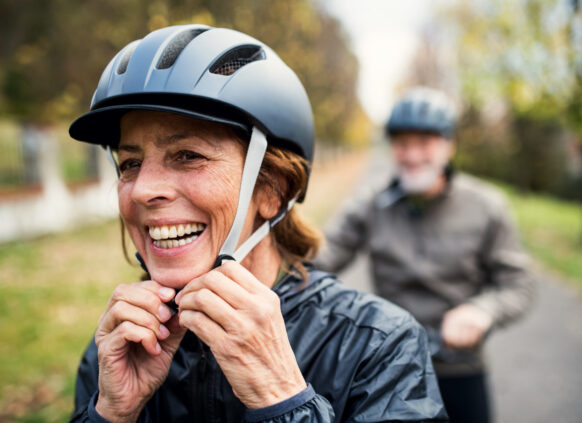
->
[210, 45, 266, 76]
[157, 28, 208, 70]
[116, 43, 138, 74]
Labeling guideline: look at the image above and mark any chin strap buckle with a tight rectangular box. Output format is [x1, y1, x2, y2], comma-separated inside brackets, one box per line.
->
[213, 254, 236, 269]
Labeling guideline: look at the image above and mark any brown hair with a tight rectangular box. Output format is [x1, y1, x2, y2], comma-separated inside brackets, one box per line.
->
[255, 146, 322, 280]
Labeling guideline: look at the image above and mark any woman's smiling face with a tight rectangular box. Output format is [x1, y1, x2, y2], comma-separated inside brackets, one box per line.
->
[117, 110, 250, 288]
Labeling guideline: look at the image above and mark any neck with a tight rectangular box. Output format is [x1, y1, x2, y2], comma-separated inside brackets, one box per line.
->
[240, 233, 282, 289]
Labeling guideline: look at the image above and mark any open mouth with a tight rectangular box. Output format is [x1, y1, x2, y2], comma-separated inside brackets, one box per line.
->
[148, 223, 206, 249]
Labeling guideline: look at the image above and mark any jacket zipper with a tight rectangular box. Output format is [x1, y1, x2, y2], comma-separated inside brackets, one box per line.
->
[196, 338, 208, 421]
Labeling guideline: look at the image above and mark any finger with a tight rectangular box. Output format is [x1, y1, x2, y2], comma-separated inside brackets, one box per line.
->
[463, 325, 485, 346]
[106, 283, 173, 324]
[443, 322, 479, 349]
[134, 280, 176, 304]
[159, 315, 188, 355]
[440, 317, 461, 348]
[176, 270, 251, 310]
[105, 320, 162, 356]
[217, 261, 271, 294]
[99, 301, 170, 341]
[179, 288, 243, 332]
[179, 309, 225, 348]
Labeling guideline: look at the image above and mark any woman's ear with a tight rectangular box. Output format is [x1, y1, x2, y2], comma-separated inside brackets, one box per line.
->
[256, 187, 281, 220]
[255, 176, 284, 220]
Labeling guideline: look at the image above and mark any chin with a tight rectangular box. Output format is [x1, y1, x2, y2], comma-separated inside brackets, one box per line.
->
[149, 264, 211, 289]
[399, 168, 440, 193]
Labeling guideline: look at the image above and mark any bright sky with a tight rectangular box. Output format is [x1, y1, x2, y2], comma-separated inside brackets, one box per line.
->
[321, 0, 440, 124]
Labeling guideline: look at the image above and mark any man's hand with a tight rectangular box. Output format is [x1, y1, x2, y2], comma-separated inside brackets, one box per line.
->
[441, 304, 493, 350]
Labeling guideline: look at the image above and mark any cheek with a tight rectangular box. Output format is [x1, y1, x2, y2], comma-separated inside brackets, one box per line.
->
[117, 182, 135, 221]
[117, 182, 144, 245]
[430, 143, 452, 164]
[185, 166, 241, 220]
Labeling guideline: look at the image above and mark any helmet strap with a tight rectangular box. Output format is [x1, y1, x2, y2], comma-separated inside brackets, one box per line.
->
[230, 195, 298, 263]
[105, 145, 120, 178]
[216, 126, 268, 265]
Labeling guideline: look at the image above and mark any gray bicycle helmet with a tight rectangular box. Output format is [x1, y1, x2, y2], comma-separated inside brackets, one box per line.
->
[70, 24, 313, 161]
[386, 87, 457, 139]
[69, 24, 315, 267]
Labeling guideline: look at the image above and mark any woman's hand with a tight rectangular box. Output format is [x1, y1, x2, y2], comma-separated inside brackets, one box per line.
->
[441, 303, 493, 350]
[94, 281, 187, 423]
[175, 261, 307, 409]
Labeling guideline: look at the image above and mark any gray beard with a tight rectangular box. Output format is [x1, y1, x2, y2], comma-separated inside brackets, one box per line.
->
[398, 165, 444, 194]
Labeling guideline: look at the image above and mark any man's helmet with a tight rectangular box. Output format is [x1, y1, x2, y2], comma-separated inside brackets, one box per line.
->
[69, 24, 315, 266]
[385, 87, 457, 139]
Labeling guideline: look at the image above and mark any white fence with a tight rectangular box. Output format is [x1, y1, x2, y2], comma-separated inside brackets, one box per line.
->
[0, 138, 118, 243]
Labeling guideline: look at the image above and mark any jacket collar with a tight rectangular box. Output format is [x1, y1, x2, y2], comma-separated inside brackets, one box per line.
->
[273, 265, 336, 314]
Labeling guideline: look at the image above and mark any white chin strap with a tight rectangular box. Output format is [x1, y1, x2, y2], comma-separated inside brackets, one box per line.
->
[216, 126, 297, 267]
[106, 145, 120, 178]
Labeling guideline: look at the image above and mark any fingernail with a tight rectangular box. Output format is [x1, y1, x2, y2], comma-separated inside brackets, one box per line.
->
[154, 343, 162, 354]
[158, 304, 171, 322]
[159, 287, 174, 299]
[159, 324, 170, 339]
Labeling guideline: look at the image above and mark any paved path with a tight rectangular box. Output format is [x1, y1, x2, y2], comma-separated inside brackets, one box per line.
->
[328, 145, 582, 423]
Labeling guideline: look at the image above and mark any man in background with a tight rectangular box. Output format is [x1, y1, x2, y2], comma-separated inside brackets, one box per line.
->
[315, 87, 535, 423]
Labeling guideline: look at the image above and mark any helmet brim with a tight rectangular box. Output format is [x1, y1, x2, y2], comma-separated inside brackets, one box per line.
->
[69, 97, 251, 148]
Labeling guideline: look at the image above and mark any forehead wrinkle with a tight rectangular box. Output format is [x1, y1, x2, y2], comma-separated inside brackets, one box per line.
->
[117, 144, 141, 153]
[154, 130, 222, 152]
[119, 131, 221, 153]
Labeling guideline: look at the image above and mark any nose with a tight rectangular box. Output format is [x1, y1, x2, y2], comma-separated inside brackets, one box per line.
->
[130, 159, 176, 206]
[394, 140, 425, 164]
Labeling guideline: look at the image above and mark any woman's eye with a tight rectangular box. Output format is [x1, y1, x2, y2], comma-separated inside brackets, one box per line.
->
[176, 150, 204, 162]
[118, 158, 141, 173]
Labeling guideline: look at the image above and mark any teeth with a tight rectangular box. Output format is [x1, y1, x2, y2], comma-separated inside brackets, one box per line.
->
[149, 223, 205, 241]
[153, 235, 196, 249]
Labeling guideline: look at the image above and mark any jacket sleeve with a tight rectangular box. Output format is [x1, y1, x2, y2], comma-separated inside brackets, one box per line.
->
[69, 338, 100, 423]
[469, 196, 536, 327]
[314, 187, 373, 274]
[244, 385, 335, 422]
[344, 318, 448, 422]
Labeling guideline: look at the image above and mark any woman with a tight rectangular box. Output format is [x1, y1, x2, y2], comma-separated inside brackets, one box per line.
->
[69, 24, 447, 422]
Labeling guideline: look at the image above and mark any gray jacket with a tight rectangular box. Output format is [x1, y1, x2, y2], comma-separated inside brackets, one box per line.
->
[315, 171, 535, 375]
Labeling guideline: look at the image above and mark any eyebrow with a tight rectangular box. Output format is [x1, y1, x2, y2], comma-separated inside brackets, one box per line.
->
[154, 133, 190, 148]
[117, 144, 141, 153]
[119, 132, 217, 152]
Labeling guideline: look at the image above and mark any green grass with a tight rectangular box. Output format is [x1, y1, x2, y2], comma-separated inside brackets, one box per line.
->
[0, 222, 142, 422]
[494, 182, 582, 289]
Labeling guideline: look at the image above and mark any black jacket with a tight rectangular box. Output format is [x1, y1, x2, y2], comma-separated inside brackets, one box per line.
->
[70, 269, 447, 422]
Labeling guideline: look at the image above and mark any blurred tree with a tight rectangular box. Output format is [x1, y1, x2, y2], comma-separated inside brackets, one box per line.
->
[438, 0, 582, 199]
[0, 0, 370, 145]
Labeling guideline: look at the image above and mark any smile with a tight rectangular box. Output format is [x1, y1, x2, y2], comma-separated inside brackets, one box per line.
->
[148, 223, 206, 249]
